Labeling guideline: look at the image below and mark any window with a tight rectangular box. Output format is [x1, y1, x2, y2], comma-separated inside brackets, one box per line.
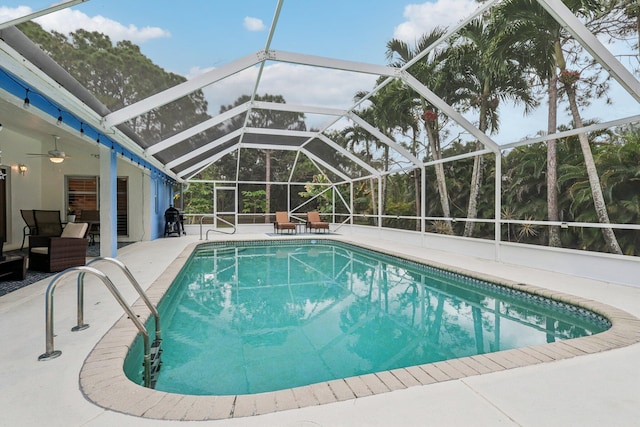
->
[117, 177, 128, 236]
[66, 176, 129, 236]
[67, 176, 98, 213]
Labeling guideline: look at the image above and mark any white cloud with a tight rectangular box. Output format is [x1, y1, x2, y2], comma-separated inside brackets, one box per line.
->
[0, 6, 170, 43]
[243, 16, 265, 32]
[188, 63, 377, 128]
[0, 5, 31, 21]
[393, 0, 480, 43]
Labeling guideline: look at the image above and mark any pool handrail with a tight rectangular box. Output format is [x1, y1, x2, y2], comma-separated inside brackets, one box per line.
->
[197, 214, 237, 239]
[76, 257, 162, 342]
[37, 266, 154, 387]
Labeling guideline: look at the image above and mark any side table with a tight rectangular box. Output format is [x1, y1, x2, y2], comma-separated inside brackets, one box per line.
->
[0, 255, 27, 281]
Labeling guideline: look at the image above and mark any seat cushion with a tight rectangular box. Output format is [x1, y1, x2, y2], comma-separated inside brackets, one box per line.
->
[61, 222, 88, 238]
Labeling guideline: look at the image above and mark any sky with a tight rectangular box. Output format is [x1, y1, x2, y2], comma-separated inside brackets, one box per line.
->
[0, 0, 637, 144]
[0, 0, 482, 68]
[0, 0, 483, 116]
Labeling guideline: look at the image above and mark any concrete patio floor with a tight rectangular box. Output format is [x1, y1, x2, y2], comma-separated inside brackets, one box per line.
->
[1, 234, 639, 427]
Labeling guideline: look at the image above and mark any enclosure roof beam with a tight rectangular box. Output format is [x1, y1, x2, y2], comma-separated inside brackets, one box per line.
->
[0, 0, 88, 30]
[102, 52, 262, 127]
[146, 103, 250, 155]
[401, 72, 501, 154]
[347, 112, 422, 166]
[244, 127, 314, 138]
[240, 142, 300, 151]
[537, 0, 640, 103]
[178, 145, 239, 179]
[316, 133, 380, 176]
[251, 100, 348, 117]
[242, 128, 378, 177]
[271, 50, 400, 77]
[500, 114, 640, 151]
[166, 128, 242, 169]
[301, 149, 351, 181]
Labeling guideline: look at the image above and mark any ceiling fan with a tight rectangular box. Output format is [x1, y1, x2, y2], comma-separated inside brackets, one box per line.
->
[28, 134, 70, 163]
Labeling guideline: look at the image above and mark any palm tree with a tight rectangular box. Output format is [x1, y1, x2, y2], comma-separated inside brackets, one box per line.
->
[497, 0, 622, 254]
[368, 79, 424, 229]
[342, 105, 382, 221]
[386, 29, 454, 234]
[446, 18, 536, 238]
[352, 90, 400, 220]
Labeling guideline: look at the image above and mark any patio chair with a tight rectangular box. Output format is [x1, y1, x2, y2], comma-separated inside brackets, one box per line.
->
[20, 209, 38, 250]
[77, 210, 100, 245]
[33, 209, 64, 237]
[306, 211, 329, 233]
[28, 222, 89, 272]
[274, 211, 296, 234]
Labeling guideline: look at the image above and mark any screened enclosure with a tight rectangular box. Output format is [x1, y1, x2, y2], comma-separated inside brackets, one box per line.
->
[0, 0, 638, 255]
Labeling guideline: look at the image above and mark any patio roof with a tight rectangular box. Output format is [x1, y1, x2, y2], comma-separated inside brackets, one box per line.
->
[0, 0, 638, 183]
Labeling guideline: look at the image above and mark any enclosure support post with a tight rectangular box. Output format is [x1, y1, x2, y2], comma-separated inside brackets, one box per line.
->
[378, 177, 382, 228]
[350, 181, 354, 226]
[494, 151, 502, 260]
[421, 166, 426, 234]
[332, 185, 336, 223]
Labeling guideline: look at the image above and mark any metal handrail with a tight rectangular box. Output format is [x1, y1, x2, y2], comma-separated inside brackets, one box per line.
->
[71, 257, 161, 342]
[197, 214, 237, 239]
[38, 266, 153, 387]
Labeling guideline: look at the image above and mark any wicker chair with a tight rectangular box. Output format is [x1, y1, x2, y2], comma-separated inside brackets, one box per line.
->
[306, 211, 329, 233]
[28, 222, 89, 272]
[33, 209, 64, 237]
[20, 209, 38, 250]
[273, 211, 296, 234]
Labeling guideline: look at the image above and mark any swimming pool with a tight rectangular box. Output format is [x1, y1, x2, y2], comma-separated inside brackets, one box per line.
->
[124, 239, 610, 395]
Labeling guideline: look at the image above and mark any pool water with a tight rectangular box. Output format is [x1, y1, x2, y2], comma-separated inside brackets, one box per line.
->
[124, 240, 609, 395]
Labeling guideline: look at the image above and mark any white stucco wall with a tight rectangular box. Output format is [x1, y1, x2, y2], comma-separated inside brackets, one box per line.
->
[0, 128, 151, 251]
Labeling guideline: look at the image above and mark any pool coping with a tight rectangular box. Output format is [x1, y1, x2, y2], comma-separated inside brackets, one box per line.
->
[79, 236, 640, 421]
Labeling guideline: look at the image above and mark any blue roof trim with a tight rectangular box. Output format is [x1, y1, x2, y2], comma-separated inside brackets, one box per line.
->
[0, 66, 175, 184]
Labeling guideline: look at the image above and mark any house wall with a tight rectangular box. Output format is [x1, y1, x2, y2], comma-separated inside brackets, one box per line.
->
[1, 127, 44, 250]
[148, 174, 175, 239]
[0, 127, 153, 251]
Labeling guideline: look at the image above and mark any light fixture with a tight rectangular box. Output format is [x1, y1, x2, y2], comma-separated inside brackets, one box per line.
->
[48, 134, 66, 163]
[18, 164, 28, 175]
[23, 89, 30, 108]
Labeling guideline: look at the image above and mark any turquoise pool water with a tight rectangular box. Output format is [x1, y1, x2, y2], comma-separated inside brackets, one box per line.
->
[124, 240, 610, 395]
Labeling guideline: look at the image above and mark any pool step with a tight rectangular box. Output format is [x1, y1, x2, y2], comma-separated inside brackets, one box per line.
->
[148, 339, 163, 388]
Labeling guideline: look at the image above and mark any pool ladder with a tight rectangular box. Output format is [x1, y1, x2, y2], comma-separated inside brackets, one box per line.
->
[37, 257, 162, 388]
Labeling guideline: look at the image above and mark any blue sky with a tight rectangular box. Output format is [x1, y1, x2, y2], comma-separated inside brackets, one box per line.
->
[0, 0, 488, 129]
[0, 1, 636, 143]
[0, 1, 480, 74]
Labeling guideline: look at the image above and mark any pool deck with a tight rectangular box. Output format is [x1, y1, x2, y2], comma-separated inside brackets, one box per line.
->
[1, 233, 640, 426]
